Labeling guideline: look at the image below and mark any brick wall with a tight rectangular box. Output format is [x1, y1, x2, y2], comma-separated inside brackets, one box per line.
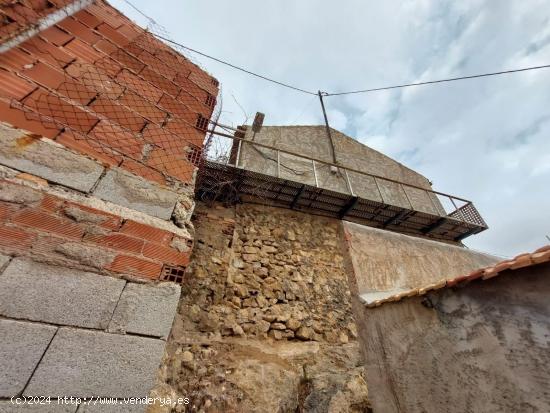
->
[0, 0, 219, 187]
[0, 178, 191, 280]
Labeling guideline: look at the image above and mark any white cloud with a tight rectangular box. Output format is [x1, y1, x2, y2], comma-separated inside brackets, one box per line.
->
[112, 0, 550, 257]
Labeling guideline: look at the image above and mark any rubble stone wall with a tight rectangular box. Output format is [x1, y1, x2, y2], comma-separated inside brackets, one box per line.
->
[153, 202, 369, 412]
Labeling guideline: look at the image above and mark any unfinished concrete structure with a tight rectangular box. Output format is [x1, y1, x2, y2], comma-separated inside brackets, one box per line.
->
[0, 0, 217, 411]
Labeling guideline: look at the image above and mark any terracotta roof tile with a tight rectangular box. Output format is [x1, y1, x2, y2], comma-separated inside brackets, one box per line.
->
[360, 245, 550, 308]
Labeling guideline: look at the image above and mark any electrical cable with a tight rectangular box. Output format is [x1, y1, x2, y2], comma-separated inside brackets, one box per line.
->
[325, 64, 550, 96]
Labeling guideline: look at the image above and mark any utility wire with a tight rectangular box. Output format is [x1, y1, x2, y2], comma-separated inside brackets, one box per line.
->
[154, 34, 317, 96]
[325, 64, 550, 96]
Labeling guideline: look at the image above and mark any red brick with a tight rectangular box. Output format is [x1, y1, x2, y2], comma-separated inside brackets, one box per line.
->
[94, 39, 118, 55]
[137, 50, 177, 80]
[93, 56, 122, 77]
[120, 220, 173, 244]
[0, 69, 36, 100]
[63, 38, 103, 63]
[142, 242, 190, 266]
[72, 10, 102, 29]
[0, 48, 36, 72]
[142, 123, 185, 155]
[0, 203, 19, 223]
[12, 209, 84, 239]
[158, 94, 191, 118]
[116, 69, 163, 103]
[87, 3, 126, 29]
[0, 100, 62, 139]
[56, 17, 101, 45]
[109, 48, 145, 74]
[65, 62, 123, 99]
[62, 201, 122, 230]
[120, 159, 166, 186]
[40, 26, 74, 46]
[117, 24, 142, 41]
[108, 254, 162, 279]
[0, 224, 36, 250]
[146, 148, 195, 183]
[117, 90, 166, 124]
[164, 118, 206, 146]
[20, 37, 74, 68]
[87, 120, 144, 159]
[56, 77, 97, 105]
[142, 243, 186, 267]
[96, 23, 130, 47]
[40, 194, 63, 212]
[89, 96, 146, 132]
[85, 233, 144, 254]
[22, 62, 66, 89]
[139, 66, 180, 97]
[56, 130, 122, 167]
[24, 89, 99, 133]
[189, 71, 219, 96]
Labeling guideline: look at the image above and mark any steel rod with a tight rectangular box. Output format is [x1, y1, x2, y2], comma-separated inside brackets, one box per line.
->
[235, 139, 242, 168]
[344, 169, 355, 196]
[312, 160, 319, 187]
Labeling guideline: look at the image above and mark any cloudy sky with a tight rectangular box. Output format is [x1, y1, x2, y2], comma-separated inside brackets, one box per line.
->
[112, 0, 550, 258]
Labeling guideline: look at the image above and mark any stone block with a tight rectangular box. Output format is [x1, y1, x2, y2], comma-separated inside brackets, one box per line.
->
[0, 319, 57, 397]
[0, 259, 125, 329]
[108, 282, 181, 339]
[25, 329, 166, 398]
[93, 168, 178, 220]
[0, 402, 77, 412]
[0, 123, 104, 192]
[0, 253, 9, 270]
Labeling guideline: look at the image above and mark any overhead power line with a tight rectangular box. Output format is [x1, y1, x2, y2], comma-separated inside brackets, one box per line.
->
[325, 64, 550, 96]
[154, 34, 317, 96]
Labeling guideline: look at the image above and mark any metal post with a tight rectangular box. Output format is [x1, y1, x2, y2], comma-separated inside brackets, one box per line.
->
[401, 184, 414, 210]
[312, 160, 319, 187]
[276, 150, 281, 178]
[344, 169, 355, 196]
[318, 91, 338, 165]
[373, 177, 385, 203]
[449, 197, 465, 222]
[235, 139, 242, 167]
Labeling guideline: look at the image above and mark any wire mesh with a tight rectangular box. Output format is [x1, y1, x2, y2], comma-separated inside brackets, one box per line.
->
[0, 0, 220, 187]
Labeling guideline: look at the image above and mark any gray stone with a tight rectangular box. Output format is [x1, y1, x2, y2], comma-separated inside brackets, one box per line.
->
[0, 123, 104, 192]
[0, 253, 10, 270]
[25, 329, 166, 398]
[93, 169, 178, 220]
[108, 282, 181, 339]
[0, 402, 77, 412]
[77, 404, 147, 413]
[0, 259, 125, 329]
[0, 319, 57, 397]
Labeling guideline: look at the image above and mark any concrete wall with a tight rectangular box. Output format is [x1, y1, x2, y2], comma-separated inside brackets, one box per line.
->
[0, 255, 180, 412]
[357, 263, 550, 413]
[342, 221, 499, 302]
[238, 126, 445, 214]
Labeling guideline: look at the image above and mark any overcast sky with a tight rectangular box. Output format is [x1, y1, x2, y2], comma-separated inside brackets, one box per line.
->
[112, 0, 550, 258]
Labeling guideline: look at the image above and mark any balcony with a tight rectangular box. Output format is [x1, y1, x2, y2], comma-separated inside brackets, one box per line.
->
[196, 129, 487, 242]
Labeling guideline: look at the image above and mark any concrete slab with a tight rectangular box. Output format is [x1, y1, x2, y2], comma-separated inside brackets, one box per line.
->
[0, 319, 57, 397]
[0, 259, 125, 329]
[93, 168, 178, 220]
[25, 328, 166, 398]
[77, 403, 146, 412]
[0, 123, 104, 192]
[108, 282, 181, 339]
[0, 402, 77, 412]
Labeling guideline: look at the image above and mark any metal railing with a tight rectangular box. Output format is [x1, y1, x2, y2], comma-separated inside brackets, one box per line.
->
[201, 129, 487, 228]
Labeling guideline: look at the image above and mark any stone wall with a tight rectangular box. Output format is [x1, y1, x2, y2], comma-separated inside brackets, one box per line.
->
[153, 202, 369, 412]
